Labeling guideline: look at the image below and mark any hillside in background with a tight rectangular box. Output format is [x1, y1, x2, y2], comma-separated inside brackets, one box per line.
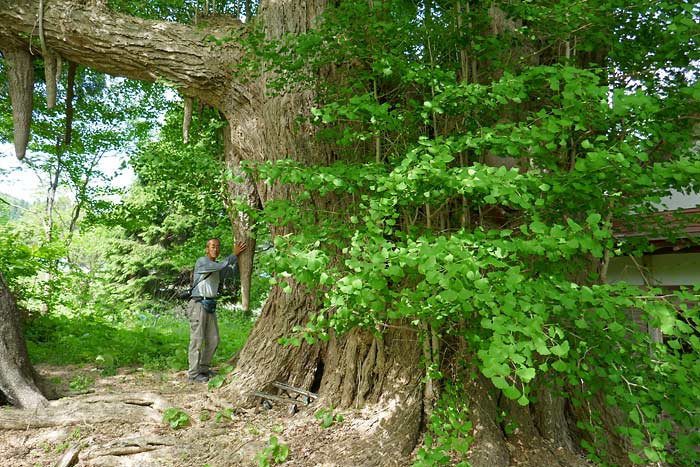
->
[0, 193, 30, 221]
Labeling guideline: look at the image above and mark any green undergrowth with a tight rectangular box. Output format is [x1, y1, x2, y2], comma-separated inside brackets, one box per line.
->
[25, 308, 254, 373]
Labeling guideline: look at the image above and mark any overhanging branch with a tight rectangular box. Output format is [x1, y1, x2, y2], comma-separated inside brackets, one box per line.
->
[0, 0, 247, 105]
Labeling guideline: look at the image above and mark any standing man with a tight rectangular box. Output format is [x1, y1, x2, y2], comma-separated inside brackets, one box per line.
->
[187, 238, 246, 382]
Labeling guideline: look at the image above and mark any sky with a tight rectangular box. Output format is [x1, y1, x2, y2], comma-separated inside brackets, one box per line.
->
[0, 142, 134, 203]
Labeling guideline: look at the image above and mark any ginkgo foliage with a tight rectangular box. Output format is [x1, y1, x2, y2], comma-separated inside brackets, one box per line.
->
[241, 0, 700, 464]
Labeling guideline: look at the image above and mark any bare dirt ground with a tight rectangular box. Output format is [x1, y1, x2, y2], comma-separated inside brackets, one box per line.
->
[0, 364, 387, 467]
[0, 365, 602, 467]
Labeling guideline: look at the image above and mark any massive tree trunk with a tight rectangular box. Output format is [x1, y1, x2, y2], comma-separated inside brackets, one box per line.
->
[219, 5, 427, 462]
[0, 1, 627, 465]
[0, 272, 49, 409]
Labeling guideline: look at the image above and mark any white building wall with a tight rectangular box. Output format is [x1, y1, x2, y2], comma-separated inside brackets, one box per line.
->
[608, 253, 700, 286]
[656, 189, 700, 210]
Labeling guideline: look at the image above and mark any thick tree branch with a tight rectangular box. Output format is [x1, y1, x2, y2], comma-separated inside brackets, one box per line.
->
[0, 0, 247, 106]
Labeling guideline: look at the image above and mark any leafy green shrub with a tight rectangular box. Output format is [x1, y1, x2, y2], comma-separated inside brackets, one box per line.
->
[0, 224, 39, 285]
[0, 223, 66, 312]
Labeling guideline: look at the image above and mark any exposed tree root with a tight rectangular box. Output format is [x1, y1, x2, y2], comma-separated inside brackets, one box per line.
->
[0, 366, 606, 467]
[1, 392, 178, 466]
[55, 444, 80, 467]
[0, 392, 170, 430]
[53, 436, 180, 467]
[82, 435, 177, 458]
[203, 392, 235, 413]
[266, 394, 422, 467]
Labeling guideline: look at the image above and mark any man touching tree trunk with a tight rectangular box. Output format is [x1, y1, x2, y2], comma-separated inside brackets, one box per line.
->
[187, 238, 246, 383]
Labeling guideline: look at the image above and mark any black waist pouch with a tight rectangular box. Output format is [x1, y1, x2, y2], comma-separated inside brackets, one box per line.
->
[201, 298, 217, 313]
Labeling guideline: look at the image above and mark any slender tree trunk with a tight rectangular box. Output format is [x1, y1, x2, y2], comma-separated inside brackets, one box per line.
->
[44, 150, 62, 243]
[223, 121, 261, 313]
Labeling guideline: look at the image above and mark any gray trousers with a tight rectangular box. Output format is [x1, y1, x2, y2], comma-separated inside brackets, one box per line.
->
[187, 299, 220, 378]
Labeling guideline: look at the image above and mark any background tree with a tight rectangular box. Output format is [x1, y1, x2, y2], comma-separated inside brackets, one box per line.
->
[0, 270, 50, 409]
[1, 46, 166, 317]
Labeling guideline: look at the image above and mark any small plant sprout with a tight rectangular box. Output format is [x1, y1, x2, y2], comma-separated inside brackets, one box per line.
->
[215, 407, 235, 423]
[314, 406, 344, 428]
[255, 436, 289, 467]
[162, 407, 190, 429]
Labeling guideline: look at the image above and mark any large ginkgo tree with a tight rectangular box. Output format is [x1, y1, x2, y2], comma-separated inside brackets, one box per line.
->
[1, 0, 699, 465]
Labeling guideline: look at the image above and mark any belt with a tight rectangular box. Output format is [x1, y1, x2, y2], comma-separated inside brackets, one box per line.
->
[191, 296, 216, 301]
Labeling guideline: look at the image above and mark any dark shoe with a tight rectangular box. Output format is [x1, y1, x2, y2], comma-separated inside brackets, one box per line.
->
[188, 374, 209, 383]
[203, 369, 218, 377]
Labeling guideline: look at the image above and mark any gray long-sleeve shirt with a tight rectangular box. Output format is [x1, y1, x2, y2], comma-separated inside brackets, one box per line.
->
[192, 254, 239, 299]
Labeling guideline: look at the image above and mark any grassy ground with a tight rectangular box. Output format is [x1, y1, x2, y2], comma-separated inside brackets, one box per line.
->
[24, 304, 255, 375]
